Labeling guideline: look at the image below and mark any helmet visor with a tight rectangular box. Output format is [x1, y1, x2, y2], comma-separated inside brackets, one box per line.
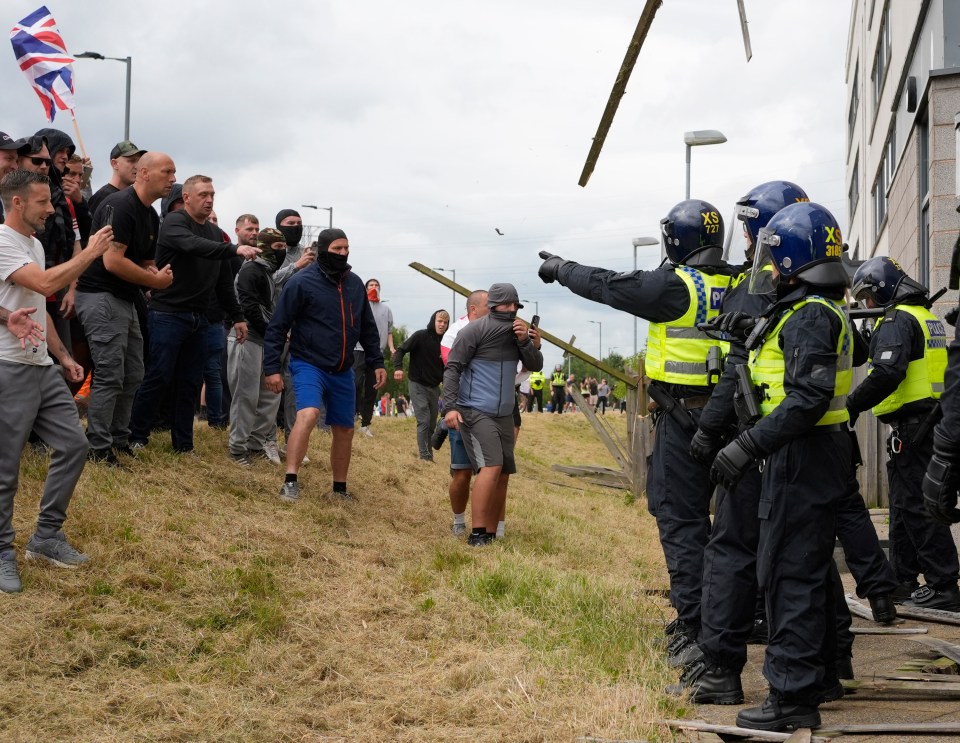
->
[748, 229, 780, 295]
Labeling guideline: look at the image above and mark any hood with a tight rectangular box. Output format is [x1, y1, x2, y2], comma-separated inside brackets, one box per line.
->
[161, 183, 183, 217]
[35, 127, 75, 160]
[427, 309, 446, 337]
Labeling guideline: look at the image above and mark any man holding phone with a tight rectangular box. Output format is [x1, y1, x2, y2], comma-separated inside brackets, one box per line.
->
[75, 152, 177, 465]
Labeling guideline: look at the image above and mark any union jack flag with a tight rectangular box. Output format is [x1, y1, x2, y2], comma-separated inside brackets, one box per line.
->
[9, 6, 76, 122]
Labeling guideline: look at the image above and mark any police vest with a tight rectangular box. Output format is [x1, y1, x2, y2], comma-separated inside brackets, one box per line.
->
[529, 371, 546, 390]
[645, 266, 731, 386]
[551, 371, 565, 387]
[870, 304, 947, 417]
[749, 296, 852, 426]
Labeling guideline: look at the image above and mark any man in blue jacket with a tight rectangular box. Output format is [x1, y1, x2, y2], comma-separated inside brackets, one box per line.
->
[264, 228, 386, 503]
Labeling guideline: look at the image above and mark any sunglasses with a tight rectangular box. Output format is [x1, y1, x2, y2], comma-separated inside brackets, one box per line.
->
[28, 156, 51, 167]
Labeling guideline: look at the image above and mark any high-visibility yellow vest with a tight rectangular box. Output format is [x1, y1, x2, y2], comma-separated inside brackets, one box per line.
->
[646, 266, 731, 386]
[529, 371, 546, 390]
[551, 371, 566, 387]
[871, 304, 947, 417]
[749, 296, 852, 426]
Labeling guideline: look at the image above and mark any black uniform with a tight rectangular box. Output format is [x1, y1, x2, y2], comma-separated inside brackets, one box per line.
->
[555, 260, 729, 630]
[746, 285, 853, 704]
[847, 302, 960, 592]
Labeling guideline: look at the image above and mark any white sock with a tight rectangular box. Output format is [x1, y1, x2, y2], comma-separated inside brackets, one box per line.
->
[453, 512, 465, 526]
[496, 520, 505, 538]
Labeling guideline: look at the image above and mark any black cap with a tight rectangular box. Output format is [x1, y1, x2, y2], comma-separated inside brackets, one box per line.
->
[0, 132, 25, 151]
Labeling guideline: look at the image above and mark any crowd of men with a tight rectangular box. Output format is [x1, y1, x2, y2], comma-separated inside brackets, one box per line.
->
[4, 123, 960, 733]
[538, 182, 960, 733]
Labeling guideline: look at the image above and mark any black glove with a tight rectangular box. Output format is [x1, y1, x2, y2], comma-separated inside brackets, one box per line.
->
[846, 402, 860, 428]
[946, 306, 958, 327]
[689, 427, 725, 466]
[710, 431, 761, 490]
[923, 432, 960, 524]
[538, 251, 568, 284]
[715, 311, 757, 341]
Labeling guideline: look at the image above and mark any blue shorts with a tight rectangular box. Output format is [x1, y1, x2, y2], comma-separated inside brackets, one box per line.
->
[449, 428, 472, 472]
[289, 358, 355, 428]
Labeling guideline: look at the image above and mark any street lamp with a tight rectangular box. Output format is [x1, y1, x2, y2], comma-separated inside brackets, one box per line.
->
[684, 129, 727, 200]
[433, 267, 457, 317]
[631, 236, 658, 359]
[588, 320, 602, 362]
[74, 51, 132, 140]
[301, 204, 333, 228]
[522, 298, 539, 317]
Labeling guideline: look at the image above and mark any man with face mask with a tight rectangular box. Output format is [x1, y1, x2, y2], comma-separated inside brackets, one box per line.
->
[442, 283, 543, 545]
[228, 228, 287, 467]
[354, 278, 395, 437]
[272, 208, 315, 290]
[264, 228, 386, 503]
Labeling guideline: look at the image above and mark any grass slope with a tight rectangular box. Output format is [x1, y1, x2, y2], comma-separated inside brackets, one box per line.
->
[2, 412, 688, 742]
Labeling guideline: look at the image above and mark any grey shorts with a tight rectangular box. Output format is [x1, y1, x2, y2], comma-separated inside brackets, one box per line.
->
[458, 408, 516, 475]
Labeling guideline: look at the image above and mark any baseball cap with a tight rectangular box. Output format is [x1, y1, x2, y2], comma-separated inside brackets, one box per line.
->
[110, 140, 147, 159]
[0, 132, 25, 151]
[487, 282, 523, 309]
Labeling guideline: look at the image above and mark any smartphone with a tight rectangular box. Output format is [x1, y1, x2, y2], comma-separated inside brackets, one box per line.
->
[101, 204, 114, 227]
[530, 314, 540, 329]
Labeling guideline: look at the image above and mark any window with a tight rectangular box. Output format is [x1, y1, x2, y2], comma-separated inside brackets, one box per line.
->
[918, 114, 930, 284]
[848, 63, 860, 145]
[849, 155, 860, 221]
[872, 127, 895, 241]
[871, 4, 891, 114]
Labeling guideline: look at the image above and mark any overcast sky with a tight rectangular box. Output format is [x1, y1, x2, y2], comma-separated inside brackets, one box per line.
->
[3, 1, 851, 369]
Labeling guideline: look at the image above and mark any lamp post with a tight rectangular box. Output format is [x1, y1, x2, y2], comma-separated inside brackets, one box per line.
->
[683, 129, 727, 200]
[631, 236, 658, 359]
[522, 299, 539, 317]
[588, 320, 602, 363]
[301, 204, 333, 228]
[433, 267, 457, 317]
[74, 51, 132, 140]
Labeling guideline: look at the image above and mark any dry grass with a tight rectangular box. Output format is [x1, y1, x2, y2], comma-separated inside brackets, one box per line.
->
[2, 411, 689, 742]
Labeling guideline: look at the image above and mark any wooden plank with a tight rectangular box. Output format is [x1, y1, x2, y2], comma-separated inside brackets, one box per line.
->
[894, 604, 960, 627]
[842, 678, 960, 693]
[578, 0, 663, 187]
[844, 594, 905, 625]
[821, 722, 960, 735]
[911, 636, 960, 665]
[850, 626, 928, 634]
[661, 719, 829, 743]
[551, 464, 625, 476]
[876, 673, 960, 682]
[569, 384, 631, 472]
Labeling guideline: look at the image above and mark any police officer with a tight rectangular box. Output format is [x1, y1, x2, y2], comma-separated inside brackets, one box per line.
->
[527, 368, 546, 412]
[924, 236, 960, 525]
[709, 202, 852, 732]
[673, 184, 897, 704]
[847, 257, 960, 610]
[538, 199, 734, 663]
[549, 364, 565, 413]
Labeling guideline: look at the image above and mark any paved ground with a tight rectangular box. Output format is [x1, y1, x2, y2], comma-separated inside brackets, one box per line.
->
[684, 515, 960, 742]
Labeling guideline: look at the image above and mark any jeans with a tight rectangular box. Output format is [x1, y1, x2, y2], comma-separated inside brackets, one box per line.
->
[203, 322, 227, 426]
[129, 310, 208, 452]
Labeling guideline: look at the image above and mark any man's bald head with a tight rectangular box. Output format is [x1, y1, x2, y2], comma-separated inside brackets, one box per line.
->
[466, 290, 489, 320]
[136, 152, 177, 202]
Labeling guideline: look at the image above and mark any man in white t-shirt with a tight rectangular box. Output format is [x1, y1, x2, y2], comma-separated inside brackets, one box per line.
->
[0, 169, 112, 593]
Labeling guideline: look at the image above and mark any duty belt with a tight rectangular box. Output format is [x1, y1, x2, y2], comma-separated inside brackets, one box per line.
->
[678, 395, 711, 411]
[802, 423, 847, 435]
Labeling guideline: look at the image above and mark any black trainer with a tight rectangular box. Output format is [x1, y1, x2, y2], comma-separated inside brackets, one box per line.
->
[903, 585, 960, 612]
[467, 532, 496, 547]
[87, 447, 123, 467]
[665, 660, 744, 705]
[736, 694, 821, 732]
[868, 594, 897, 624]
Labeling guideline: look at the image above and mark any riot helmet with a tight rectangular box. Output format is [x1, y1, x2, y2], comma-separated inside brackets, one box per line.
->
[851, 256, 928, 307]
[660, 199, 724, 266]
[735, 181, 809, 259]
[749, 202, 849, 294]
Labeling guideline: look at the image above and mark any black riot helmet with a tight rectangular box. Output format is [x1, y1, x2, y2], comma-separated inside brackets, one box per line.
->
[660, 199, 724, 266]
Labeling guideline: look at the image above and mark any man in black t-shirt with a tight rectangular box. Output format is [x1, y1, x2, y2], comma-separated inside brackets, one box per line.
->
[75, 152, 176, 465]
[128, 175, 258, 455]
[88, 140, 146, 216]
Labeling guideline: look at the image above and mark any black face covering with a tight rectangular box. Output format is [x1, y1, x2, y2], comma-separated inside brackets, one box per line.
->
[318, 250, 349, 275]
[489, 310, 517, 322]
[260, 248, 286, 273]
[278, 224, 302, 247]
